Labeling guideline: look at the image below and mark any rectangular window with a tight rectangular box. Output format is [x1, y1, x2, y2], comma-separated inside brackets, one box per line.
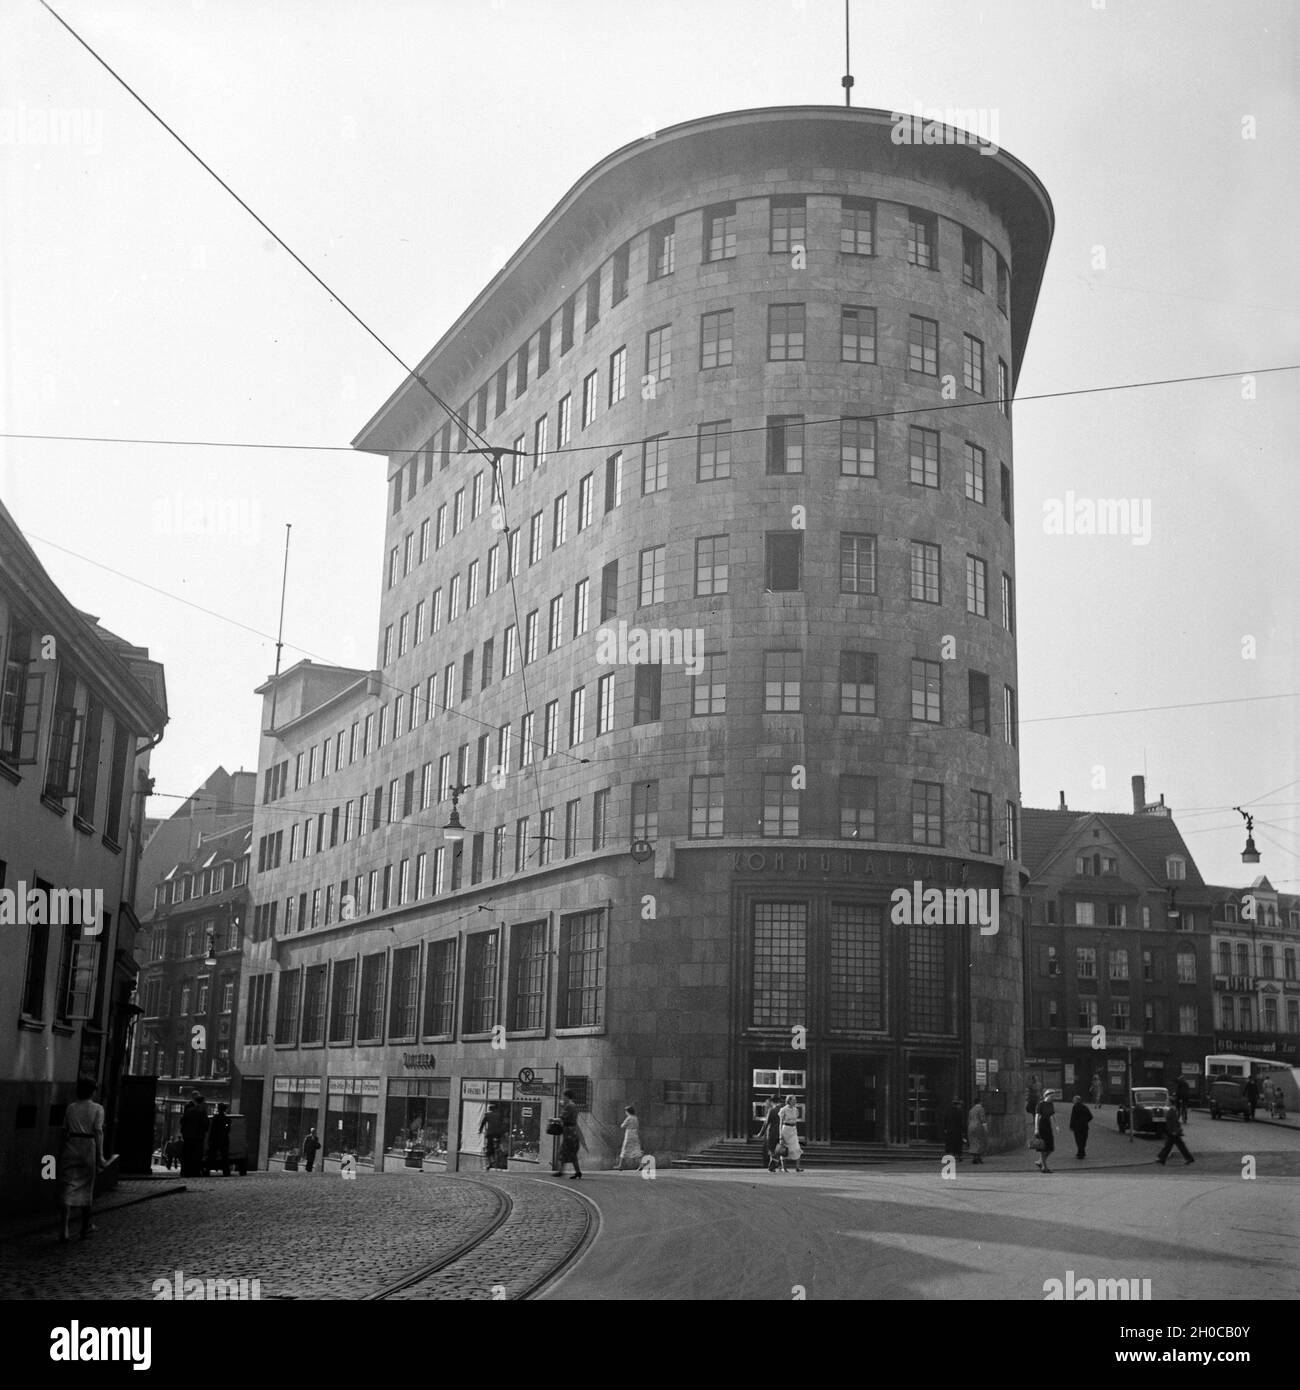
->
[630, 780, 659, 842]
[275, 968, 301, 1044]
[909, 541, 941, 603]
[569, 686, 586, 745]
[564, 799, 581, 858]
[605, 452, 624, 511]
[962, 229, 983, 290]
[765, 533, 802, 591]
[552, 494, 568, 550]
[591, 789, 609, 850]
[694, 535, 729, 596]
[1003, 685, 1018, 747]
[463, 931, 500, 1034]
[769, 196, 806, 253]
[764, 650, 801, 713]
[839, 651, 877, 715]
[642, 435, 667, 495]
[841, 306, 876, 363]
[751, 902, 806, 1026]
[1000, 463, 1012, 522]
[689, 775, 724, 839]
[611, 242, 629, 304]
[650, 218, 676, 279]
[609, 345, 628, 404]
[558, 910, 606, 1028]
[692, 651, 727, 716]
[907, 208, 936, 268]
[523, 612, 538, 665]
[998, 358, 1010, 417]
[509, 921, 548, 1031]
[528, 512, 544, 566]
[911, 781, 943, 847]
[632, 664, 662, 725]
[996, 254, 1010, 315]
[515, 340, 529, 397]
[600, 559, 619, 620]
[1002, 573, 1015, 632]
[963, 442, 987, 504]
[585, 270, 601, 330]
[582, 370, 598, 427]
[448, 574, 461, 621]
[704, 202, 736, 262]
[908, 315, 939, 375]
[840, 533, 876, 594]
[387, 946, 419, 1040]
[767, 415, 804, 473]
[970, 790, 993, 855]
[700, 309, 734, 369]
[909, 427, 939, 488]
[841, 196, 875, 255]
[767, 304, 805, 361]
[639, 545, 666, 606]
[644, 326, 671, 383]
[557, 393, 572, 449]
[963, 333, 985, 394]
[697, 421, 732, 481]
[840, 775, 878, 840]
[761, 773, 799, 837]
[542, 700, 559, 757]
[573, 578, 590, 637]
[969, 671, 990, 736]
[596, 673, 614, 735]
[840, 417, 877, 476]
[576, 473, 593, 530]
[515, 815, 530, 871]
[966, 555, 988, 617]
[561, 295, 576, 354]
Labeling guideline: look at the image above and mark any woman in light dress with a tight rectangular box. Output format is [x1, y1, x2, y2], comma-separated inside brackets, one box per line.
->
[58, 1077, 108, 1243]
[966, 1098, 989, 1164]
[777, 1094, 804, 1174]
[616, 1105, 642, 1170]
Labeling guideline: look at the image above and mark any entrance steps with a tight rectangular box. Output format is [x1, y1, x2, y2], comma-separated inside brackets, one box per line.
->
[670, 1139, 945, 1169]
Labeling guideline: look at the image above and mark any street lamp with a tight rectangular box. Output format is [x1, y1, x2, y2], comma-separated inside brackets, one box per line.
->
[443, 783, 471, 845]
[1234, 807, 1261, 864]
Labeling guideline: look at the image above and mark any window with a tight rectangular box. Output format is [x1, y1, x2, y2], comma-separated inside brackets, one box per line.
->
[910, 541, 941, 603]
[611, 242, 629, 305]
[609, 345, 627, 404]
[1109, 948, 1130, 981]
[908, 427, 939, 488]
[765, 533, 802, 591]
[1005, 802, 1019, 861]
[907, 208, 936, 268]
[275, 969, 301, 1044]
[511, 439, 526, 487]
[697, 421, 732, 481]
[416, 939, 456, 1037]
[689, 775, 724, 839]
[650, 219, 676, 278]
[448, 573, 461, 621]
[761, 773, 799, 837]
[961, 229, 983, 290]
[558, 910, 606, 1028]
[963, 334, 985, 394]
[0, 616, 39, 765]
[840, 775, 878, 840]
[600, 560, 619, 620]
[509, 921, 548, 1031]
[963, 443, 986, 504]
[552, 494, 568, 550]
[564, 799, 581, 857]
[751, 902, 806, 1025]
[911, 781, 943, 846]
[1003, 685, 1018, 746]
[626, 661, 661, 724]
[996, 253, 1010, 315]
[573, 578, 590, 637]
[631, 781, 659, 842]
[695, 535, 729, 596]
[1166, 857, 1186, 880]
[970, 790, 993, 855]
[1000, 463, 1012, 522]
[1178, 1003, 1198, 1034]
[767, 415, 804, 474]
[540, 700, 559, 758]
[388, 947, 419, 1040]
[908, 315, 938, 375]
[463, 930, 500, 1034]
[840, 196, 874, 255]
[704, 202, 736, 262]
[596, 673, 614, 735]
[1076, 901, 1096, 927]
[911, 659, 942, 722]
[582, 370, 599, 428]
[515, 340, 530, 396]
[523, 611, 538, 664]
[968, 672, 990, 735]
[839, 651, 877, 715]
[1001, 573, 1015, 632]
[767, 304, 805, 361]
[569, 687, 586, 746]
[639, 545, 666, 606]
[1176, 952, 1196, 984]
[605, 452, 624, 511]
[1077, 997, 1098, 1029]
[560, 295, 576, 354]
[1076, 946, 1097, 980]
[43, 669, 81, 800]
[966, 555, 988, 617]
[998, 358, 1010, 417]
[558, 394, 572, 448]
[692, 652, 727, 716]
[507, 530, 520, 578]
[700, 309, 734, 369]
[839, 533, 877, 594]
[644, 326, 671, 383]
[840, 417, 876, 476]
[642, 435, 667, 495]
[577, 473, 593, 530]
[528, 511, 544, 566]
[841, 306, 876, 363]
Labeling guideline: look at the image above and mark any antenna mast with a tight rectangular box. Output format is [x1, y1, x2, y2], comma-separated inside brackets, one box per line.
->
[842, 0, 854, 106]
[269, 522, 292, 731]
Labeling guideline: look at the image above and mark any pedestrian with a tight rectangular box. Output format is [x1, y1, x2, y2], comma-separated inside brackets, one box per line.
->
[941, 1098, 966, 1162]
[555, 1090, 583, 1180]
[1175, 1076, 1190, 1124]
[1275, 1083, 1287, 1120]
[1033, 1089, 1057, 1173]
[1069, 1095, 1093, 1159]
[1089, 1073, 1103, 1109]
[616, 1105, 642, 1171]
[777, 1094, 804, 1174]
[166, 1135, 182, 1170]
[479, 1103, 507, 1170]
[302, 1128, 321, 1172]
[1025, 1073, 1041, 1121]
[57, 1078, 108, 1243]
[966, 1098, 988, 1164]
[1243, 1077, 1258, 1121]
[207, 1103, 231, 1175]
[179, 1092, 208, 1176]
[1155, 1105, 1195, 1166]
[761, 1096, 782, 1172]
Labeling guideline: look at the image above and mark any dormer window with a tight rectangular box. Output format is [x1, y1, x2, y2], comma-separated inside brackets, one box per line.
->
[1165, 856, 1185, 881]
[1225, 903, 1238, 924]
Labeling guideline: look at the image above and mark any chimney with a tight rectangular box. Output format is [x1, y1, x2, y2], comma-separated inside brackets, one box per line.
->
[1132, 775, 1145, 814]
[1058, 790, 1068, 811]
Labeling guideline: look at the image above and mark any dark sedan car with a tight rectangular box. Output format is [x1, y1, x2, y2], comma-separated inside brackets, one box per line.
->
[1117, 1087, 1170, 1135]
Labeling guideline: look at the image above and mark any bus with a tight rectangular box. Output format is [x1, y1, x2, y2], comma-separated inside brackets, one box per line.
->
[1205, 1054, 1299, 1112]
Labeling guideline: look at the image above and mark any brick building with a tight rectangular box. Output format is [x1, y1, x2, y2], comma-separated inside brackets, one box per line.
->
[235, 106, 1054, 1167]
[1021, 778, 1215, 1105]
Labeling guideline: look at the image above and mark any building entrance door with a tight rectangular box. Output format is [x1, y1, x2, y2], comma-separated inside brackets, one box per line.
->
[907, 1057, 960, 1143]
[829, 1054, 888, 1142]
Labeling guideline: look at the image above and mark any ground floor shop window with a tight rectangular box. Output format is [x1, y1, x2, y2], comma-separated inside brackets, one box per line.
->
[459, 1077, 542, 1167]
[326, 1078, 379, 1162]
[385, 1079, 450, 1167]
[269, 1078, 320, 1158]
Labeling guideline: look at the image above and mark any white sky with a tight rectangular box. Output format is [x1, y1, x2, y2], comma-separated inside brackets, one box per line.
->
[1, 0, 1296, 887]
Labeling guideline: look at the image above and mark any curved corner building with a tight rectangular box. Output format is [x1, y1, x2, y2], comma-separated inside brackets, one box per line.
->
[340, 105, 1052, 1163]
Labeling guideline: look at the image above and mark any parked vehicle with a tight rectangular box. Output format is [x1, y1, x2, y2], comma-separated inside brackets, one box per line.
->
[1208, 1079, 1253, 1121]
[1117, 1087, 1170, 1135]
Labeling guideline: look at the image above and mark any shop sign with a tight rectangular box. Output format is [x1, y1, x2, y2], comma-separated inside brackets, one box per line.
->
[327, 1077, 381, 1096]
[273, 1076, 320, 1094]
[461, 1079, 488, 1100]
[402, 1053, 437, 1070]
[731, 848, 1001, 886]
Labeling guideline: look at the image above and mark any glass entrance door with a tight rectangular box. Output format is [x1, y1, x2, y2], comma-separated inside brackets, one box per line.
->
[907, 1057, 960, 1142]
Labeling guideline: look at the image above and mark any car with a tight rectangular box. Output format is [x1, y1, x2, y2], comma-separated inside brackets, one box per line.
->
[1116, 1087, 1170, 1135]
[1208, 1078, 1253, 1121]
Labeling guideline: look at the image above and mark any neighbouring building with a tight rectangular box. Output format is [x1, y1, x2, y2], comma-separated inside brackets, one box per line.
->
[1206, 877, 1300, 1064]
[0, 498, 168, 1209]
[235, 105, 1053, 1169]
[1021, 777, 1215, 1105]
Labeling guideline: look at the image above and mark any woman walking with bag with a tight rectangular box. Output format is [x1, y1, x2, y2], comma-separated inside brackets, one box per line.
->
[57, 1078, 108, 1243]
[616, 1105, 642, 1171]
[1033, 1089, 1057, 1173]
[777, 1094, 804, 1174]
[555, 1090, 583, 1180]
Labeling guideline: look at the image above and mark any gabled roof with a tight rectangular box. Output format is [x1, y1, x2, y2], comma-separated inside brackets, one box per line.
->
[1021, 807, 1205, 890]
